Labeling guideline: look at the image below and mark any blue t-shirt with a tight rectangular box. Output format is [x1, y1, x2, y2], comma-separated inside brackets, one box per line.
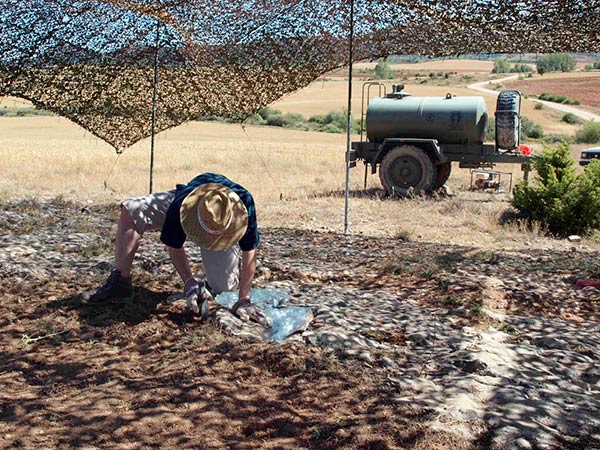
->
[160, 173, 259, 251]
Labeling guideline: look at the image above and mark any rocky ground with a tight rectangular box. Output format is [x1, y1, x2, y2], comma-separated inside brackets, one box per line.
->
[1, 197, 599, 449]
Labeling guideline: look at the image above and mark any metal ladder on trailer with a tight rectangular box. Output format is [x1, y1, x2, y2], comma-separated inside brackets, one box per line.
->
[359, 82, 387, 189]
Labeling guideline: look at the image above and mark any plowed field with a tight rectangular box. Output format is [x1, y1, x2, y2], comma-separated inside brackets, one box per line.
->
[505, 76, 600, 110]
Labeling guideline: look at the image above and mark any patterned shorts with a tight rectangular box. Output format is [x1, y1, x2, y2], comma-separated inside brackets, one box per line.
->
[121, 190, 176, 235]
[121, 190, 240, 294]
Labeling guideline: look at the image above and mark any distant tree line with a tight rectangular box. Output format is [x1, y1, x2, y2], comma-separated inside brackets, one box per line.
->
[492, 59, 533, 74]
[536, 53, 577, 75]
[244, 107, 361, 134]
[0, 106, 54, 117]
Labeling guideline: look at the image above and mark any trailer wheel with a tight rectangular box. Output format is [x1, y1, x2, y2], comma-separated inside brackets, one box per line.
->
[380, 146, 436, 196]
[495, 90, 520, 150]
[433, 161, 452, 189]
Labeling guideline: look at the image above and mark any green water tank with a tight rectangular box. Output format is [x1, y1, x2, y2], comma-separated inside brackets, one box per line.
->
[366, 88, 489, 145]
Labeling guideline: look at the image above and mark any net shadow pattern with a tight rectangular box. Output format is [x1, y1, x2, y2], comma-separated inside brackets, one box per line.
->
[0, 0, 598, 152]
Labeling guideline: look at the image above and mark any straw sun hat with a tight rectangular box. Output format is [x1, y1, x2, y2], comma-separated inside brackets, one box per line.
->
[180, 183, 248, 251]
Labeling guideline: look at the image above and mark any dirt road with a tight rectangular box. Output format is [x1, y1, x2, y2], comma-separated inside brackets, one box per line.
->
[468, 75, 600, 122]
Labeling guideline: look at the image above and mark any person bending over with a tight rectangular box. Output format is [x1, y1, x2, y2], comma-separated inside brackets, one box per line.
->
[83, 173, 265, 323]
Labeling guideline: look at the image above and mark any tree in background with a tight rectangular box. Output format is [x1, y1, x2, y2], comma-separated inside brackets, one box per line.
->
[373, 58, 395, 80]
[536, 53, 577, 73]
[511, 142, 600, 235]
[511, 63, 533, 73]
[492, 59, 511, 73]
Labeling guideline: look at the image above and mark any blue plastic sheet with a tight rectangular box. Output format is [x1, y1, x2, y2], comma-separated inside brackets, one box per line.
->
[215, 288, 314, 341]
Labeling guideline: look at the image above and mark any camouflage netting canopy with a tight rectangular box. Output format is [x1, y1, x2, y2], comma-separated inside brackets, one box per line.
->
[1, 0, 599, 151]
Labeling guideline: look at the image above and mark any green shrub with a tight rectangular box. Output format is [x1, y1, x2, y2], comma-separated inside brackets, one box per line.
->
[320, 123, 343, 134]
[538, 93, 580, 105]
[534, 103, 544, 110]
[543, 134, 573, 144]
[561, 113, 583, 125]
[0, 106, 54, 117]
[320, 109, 360, 134]
[575, 122, 600, 144]
[244, 113, 266, 125]
[257, 107, 279, 121]
[521, 116, 544, 139]
[281, 112, 304, 127]
[511, 142, 600, 235]
[265, 113, 285, 127]
[247, 108, 360, 134]
[308, 114, 326, 124]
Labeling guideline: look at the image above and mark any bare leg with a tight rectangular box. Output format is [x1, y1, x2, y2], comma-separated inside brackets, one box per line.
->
[114, 206, 141, 277]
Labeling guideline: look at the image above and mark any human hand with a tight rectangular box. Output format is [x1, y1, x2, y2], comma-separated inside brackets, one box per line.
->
[232, 299, 272, 328]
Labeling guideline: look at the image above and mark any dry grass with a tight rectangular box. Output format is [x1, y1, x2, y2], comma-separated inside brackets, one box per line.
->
[0, 117, 347, 200]
[1, 65, 598, 252]
[0, 113, 582, 252]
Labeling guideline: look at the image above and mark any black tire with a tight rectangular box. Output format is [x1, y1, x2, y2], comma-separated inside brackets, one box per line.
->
[379, 145, 436, 196]
[495, 90, 520, 150]
[433, 161, 452, 189]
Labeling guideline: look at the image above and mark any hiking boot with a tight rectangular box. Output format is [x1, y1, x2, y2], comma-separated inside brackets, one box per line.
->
[82, 269, 133, 303]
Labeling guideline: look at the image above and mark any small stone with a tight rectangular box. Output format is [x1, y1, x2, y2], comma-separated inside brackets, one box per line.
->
[454, 356, 488, 374]
[513, 438, 533, 449]
[379, 356, 395, 368]
[408, 332, 429, 346]
[568, 235, 581, 242]
[534, 336, 568, 350]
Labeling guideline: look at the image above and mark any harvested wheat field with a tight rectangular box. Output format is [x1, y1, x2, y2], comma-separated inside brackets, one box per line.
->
[2, 67, 600, 450]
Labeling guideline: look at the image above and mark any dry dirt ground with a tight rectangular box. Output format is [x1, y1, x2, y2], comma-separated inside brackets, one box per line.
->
[1, 196, 600, 450]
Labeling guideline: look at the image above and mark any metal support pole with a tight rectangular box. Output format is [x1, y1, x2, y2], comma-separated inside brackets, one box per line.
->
[149, 19, 160, 194]
[343, 0, 354, 235]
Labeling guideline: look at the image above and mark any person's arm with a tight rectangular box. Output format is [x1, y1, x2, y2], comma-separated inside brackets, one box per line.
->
[232, 247, 270, 327]
[168, 246, 193, 283]
[238, 248, 257, 301]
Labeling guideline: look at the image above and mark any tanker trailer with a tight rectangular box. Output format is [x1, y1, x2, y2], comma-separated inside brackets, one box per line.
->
[350, 84, 533, 196]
